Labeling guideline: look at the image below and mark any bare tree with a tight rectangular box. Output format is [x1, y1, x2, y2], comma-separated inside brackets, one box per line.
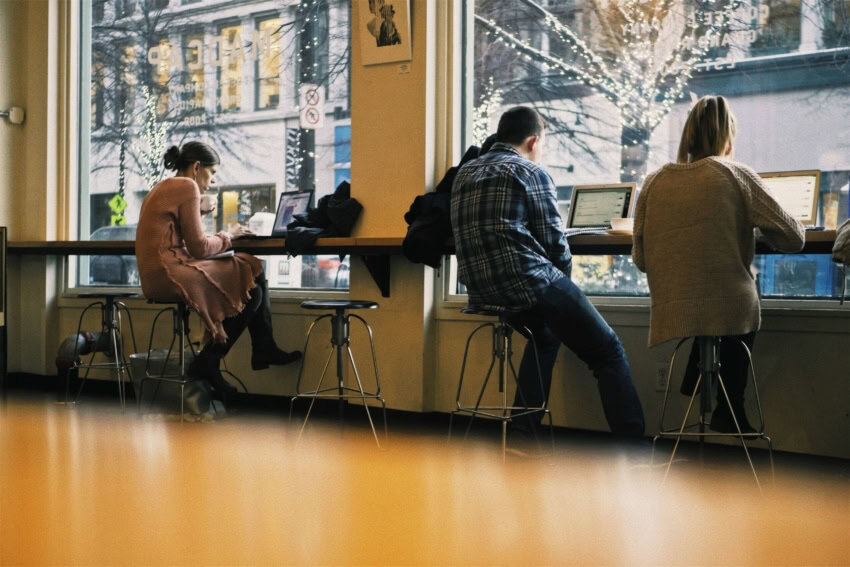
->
[89, 0, 351, 201]
[474, 0, 760, 181]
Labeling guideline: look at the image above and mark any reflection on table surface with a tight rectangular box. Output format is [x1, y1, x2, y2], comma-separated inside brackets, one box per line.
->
[0, 399, 847, 566]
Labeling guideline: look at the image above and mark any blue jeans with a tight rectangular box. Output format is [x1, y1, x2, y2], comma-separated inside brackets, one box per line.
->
[505, 275, 645, 437]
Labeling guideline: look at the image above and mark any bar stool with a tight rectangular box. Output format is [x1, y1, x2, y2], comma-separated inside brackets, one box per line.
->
[137, 299, 198, 422]
[289, 300, 387, 447]
[448, 307, 554, 460]
[653, 336, 773, 492]
[66, 292, 139, 411]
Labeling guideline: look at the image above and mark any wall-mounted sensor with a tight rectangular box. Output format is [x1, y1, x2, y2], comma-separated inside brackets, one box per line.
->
[0, 106, 25, 125]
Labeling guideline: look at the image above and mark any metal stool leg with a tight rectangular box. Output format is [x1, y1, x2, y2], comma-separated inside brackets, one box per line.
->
[139, 304, 194, 422]
[292, 309, 385, 447]
[716, 370, 762, 493]
[738, 339, 775, 482]
[295, 346, 334, 441]
[652, 338, 690, 465]
[289, 314, 332, 422]
[511, 323, 554, 456]
[663, 373, 701, 485]
[659, 337, 767, 492]
[449, 323, 495, 442]
[67, 301, 103, 404]
[346, 346, 380, 447]
[451, 316, 552, 460]
[350, 314, 388, 440]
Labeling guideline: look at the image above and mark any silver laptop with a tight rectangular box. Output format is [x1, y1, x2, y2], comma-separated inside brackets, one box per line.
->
[566, 183, 637, 229]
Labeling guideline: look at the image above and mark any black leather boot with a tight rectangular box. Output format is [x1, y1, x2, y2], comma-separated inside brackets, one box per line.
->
[251, 346, 302, 370]
[189, 350, 237, 405]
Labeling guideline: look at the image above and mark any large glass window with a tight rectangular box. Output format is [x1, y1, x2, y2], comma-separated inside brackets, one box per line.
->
[216, 22, 243, 113]
[78, 0, 352, 291]
[459, 0, 850, 300]
[256, 16, 282, 110]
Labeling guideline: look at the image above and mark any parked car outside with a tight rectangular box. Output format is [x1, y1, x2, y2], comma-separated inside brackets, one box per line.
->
[89, 224, 138, 286]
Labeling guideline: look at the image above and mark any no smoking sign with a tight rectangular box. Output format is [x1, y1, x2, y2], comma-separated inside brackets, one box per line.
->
[299, 83, 325, 130]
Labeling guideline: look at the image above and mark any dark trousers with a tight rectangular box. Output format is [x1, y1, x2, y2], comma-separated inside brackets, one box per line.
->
[198, 273, 275, 363]
[505, 275, 646, 438]
[680, 332, 756, 410]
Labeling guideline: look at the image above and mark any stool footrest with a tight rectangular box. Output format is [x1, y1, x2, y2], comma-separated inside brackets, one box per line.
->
[657, 429, 767, 438]
[453, 407, 548, 421]
[141, 375, 195, 386]
[73, 361, 132, 370]
[293, 386, 383, 400]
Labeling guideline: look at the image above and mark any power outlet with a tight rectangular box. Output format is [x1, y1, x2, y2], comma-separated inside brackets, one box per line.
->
[655, 362, 670, 392]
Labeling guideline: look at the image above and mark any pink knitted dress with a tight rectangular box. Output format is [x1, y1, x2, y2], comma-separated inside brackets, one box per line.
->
[135, 177, 262, 342]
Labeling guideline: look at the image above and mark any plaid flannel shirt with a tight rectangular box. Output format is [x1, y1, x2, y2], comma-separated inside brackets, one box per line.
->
[450, 143, 571, 311]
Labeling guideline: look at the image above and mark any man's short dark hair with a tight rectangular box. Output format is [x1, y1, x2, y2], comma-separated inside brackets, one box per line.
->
[496, 106, 544, 146]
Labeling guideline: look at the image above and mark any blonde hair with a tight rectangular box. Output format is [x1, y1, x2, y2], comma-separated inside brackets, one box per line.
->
[676, 95, 737, 163]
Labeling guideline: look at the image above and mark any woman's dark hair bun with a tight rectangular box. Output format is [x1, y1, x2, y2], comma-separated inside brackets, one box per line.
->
[163, 145, 182, 171]
[163, 141, 219, 173]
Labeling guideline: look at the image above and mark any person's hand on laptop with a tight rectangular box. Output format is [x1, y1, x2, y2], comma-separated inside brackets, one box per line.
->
[227, 223, 254, 239]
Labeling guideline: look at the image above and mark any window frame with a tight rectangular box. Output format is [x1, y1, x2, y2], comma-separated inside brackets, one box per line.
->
[447, 0, 850, 310]
[254, 13, 283, 111]
[68, 0, 352, 298]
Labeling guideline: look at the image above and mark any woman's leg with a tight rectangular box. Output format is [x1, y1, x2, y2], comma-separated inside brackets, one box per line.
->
[247, 272, 275, 349]
[189, 284, 263, 397]
[246, 272, 302, 369]
[712, 332, 757, 432]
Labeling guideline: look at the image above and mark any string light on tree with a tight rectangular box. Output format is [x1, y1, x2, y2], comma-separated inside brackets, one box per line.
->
[476, 0, 748, 181]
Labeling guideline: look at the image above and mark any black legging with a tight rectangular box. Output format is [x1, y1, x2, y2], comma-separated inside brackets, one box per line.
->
[197, 273, 275, 363]
[680, 332, 756, 409]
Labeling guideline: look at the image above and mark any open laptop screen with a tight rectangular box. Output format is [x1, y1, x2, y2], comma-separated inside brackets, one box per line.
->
[271, 191, 313, 237]
[566, 183, 636, 228]
[759, 170, 820, 225]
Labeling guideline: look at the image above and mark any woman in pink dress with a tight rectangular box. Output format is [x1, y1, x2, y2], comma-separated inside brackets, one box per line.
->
[136, 141, 301, 406]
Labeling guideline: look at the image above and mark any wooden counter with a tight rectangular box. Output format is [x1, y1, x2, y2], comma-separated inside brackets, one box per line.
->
[7, 231, 838, 297]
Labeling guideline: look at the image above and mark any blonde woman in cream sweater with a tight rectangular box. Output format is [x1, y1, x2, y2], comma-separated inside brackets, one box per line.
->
[632, 95, 804, 433]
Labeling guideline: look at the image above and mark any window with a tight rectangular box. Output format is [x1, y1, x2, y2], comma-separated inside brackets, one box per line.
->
[216, 23, 242, 113]
[457, 0, 850, 301]
[180, 30, 205, 121]
[255, 16, 282, 110]
[78, 0, 353, 291]
[333, 124, 351, 187]
[150, 37, 170, 116]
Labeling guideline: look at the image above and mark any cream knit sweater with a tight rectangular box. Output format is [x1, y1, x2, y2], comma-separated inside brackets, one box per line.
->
[633, 157, 805, 347]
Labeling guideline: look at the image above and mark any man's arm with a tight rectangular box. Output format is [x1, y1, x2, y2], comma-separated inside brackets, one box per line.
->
[527, 168, 571, 274]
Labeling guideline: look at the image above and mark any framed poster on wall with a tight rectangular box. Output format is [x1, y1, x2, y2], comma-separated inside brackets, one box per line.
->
[359, 0, 412, 65]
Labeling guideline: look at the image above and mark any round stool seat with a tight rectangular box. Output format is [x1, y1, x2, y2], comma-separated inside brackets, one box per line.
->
[300, 299, 379, 310]
[461, 306, 506, 317]
[76, 291, 139, 299]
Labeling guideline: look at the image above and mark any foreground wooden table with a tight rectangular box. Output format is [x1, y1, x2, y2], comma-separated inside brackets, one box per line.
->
[1, 399, 847, 566]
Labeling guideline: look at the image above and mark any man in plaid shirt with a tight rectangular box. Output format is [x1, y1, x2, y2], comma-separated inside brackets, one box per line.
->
[451, 106, 645, 440]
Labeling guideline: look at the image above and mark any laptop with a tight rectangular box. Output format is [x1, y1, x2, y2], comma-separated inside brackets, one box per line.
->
[759, 170, 820, 227]
[241, 190, 313, 238]
[565, 183, 637, 229]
